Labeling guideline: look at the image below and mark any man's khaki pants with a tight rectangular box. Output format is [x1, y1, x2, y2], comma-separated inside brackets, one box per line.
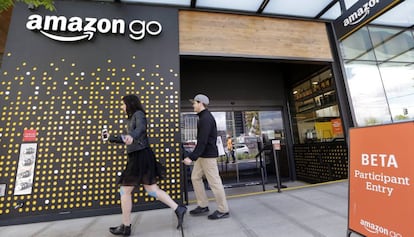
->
[191, 157, 229, 213]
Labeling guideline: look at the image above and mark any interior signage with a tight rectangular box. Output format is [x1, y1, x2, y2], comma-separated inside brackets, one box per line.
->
[348, 122, 414, 237]
[26, 14, 163, 42]
[333, 0, 402, 40]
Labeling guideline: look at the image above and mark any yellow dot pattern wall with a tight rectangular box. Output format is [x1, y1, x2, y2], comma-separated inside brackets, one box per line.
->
[0, 1, 181, 225]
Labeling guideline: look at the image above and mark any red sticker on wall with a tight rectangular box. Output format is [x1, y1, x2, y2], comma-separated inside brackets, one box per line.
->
[23, 129, 37, 142]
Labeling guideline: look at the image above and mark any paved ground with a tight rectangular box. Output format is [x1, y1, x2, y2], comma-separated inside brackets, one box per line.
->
[0, 180, 360, 237]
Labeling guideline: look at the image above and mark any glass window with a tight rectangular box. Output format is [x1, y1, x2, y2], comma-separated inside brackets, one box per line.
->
[370, 28, 414, 62]
[181, 110, 284, 150]
[340, 27, 376, 61]
[343, 61, 392, 126]
[290, 68, 344, 143]
[180, 110, 286, 185]
[379, 63, 414, 122]
[340, 23, 414, 127]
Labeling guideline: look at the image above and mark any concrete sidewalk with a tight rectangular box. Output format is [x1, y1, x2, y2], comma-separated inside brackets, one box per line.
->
[0, 180, 353, 237]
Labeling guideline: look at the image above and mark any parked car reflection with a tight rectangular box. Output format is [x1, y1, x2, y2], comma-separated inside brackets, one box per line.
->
[234, 144, 249, 156]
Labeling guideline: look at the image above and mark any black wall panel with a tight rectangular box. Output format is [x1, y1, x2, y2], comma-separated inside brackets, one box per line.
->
[0, 1, 181, 225]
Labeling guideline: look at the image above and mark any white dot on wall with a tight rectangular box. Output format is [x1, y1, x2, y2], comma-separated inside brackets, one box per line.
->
[35, 86, 40, 90]
[45, 200, 50, 204]
[58, 126, 63, 130]
[5, 91, 10, 95]
[34, 91, 39, 95]
[171, 179, 176, 184]
[71, 110, 76, 114]
[170, 82, 173, 85]
[170, 100, 174, 103]
[0, 133, 2, 137]
[117, 172, 122, 176]
[151, 86, 154, 90]
[66, 111, 70, 115]
[54, 170, 59, 174]
[82, 185, 87, 189]
[87, 120, 92, 124]
[83, 100, 88, 104]
[64, 81, 68, 85]
[150, 124, 154, 127]
[81, 72, 85, 76]
[165, 148, 170, 152]
[105, 86, 110, 90]
[26, 72, 30, 76]
[101, 167, 105, 172]
[120, 120, 124, 123]
[136, 73, 140, 76]
[32, 106, 37, 110]
[171, 158, 175, 162]
[84, 152, 89, 156]
[65, 115, 70, 120]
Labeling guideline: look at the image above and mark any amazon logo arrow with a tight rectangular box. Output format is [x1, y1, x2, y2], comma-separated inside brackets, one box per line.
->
[40, 31, 94, 42]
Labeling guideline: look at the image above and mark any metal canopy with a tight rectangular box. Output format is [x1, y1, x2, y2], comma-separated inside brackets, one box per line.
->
[119, 0, 411, 28]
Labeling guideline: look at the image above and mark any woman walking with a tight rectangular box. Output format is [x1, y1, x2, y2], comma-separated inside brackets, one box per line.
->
[103, 94, 186, 236]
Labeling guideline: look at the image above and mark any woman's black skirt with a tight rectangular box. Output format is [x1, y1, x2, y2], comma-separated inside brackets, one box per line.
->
[118, 147, 165, 186]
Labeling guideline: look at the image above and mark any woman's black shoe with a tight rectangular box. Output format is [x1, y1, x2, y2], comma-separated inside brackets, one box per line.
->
[109, 224, 131, 236]
[175, 205, 187, 229]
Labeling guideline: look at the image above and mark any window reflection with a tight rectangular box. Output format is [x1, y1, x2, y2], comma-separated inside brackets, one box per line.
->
[340, 23, 414, 127]
[379, 63, 414, 122]
[181, 110, 285, 184]
[181, 110, 284, 148]
[371, 28, 414, 62]
[340, 27, 376, 61]
[344, 62, 392, 126]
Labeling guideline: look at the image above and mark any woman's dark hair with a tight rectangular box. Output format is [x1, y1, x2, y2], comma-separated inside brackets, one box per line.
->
[122, 94, 146, 118]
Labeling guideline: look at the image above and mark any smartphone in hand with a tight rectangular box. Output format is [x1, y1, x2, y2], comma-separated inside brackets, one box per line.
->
[102, 129, 109, 141]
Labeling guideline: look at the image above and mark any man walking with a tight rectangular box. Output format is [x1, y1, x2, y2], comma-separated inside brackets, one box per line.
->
[183, 94, 230, 220]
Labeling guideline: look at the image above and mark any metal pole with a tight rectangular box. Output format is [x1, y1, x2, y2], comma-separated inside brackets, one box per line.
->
[272, 140, 282, 193]
[235, 144, 239, 183]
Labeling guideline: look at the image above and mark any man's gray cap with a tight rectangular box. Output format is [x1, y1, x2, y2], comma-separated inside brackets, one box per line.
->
[190, 94, 209, 105]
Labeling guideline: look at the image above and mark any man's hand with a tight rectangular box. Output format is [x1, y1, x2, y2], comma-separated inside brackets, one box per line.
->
[182, 157, 193, 166]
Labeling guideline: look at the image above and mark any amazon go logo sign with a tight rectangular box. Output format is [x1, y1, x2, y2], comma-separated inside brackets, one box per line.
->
[26, 14, 162, 42]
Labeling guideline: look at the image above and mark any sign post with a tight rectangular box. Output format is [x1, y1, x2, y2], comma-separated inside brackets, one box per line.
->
[272, 139, 282, 193]
[348, 122, 414, 237]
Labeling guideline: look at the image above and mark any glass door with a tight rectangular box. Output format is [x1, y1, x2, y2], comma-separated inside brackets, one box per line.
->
[181, 109, 286, 188]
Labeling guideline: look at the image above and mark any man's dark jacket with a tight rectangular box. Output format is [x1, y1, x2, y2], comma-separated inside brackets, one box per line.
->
[188, 109, 218, 161]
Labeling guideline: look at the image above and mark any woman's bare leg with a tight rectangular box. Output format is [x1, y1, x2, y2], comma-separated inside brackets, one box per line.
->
[143, 184, 178, 210]
[120, 186, 135, 225]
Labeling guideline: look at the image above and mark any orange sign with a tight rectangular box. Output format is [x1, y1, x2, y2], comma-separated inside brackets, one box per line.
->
[349, 122, 414, 237]
[331, 118, 343, 136]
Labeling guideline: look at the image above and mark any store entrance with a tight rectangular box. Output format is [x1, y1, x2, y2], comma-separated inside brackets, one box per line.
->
[180, 56, 330, 192]
[181, 109, 288, 189]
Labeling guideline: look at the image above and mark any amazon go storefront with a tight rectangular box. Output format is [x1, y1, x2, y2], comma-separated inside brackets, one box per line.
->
[0, 0, 409, 225]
